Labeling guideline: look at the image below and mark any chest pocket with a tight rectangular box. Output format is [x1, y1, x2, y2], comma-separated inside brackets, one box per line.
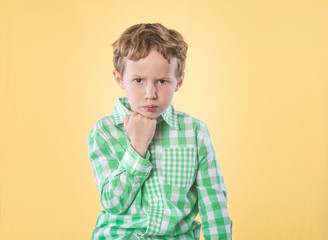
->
[162, 147, 197, 188]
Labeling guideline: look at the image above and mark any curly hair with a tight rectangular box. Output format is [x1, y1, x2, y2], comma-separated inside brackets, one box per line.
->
[112, 23, 188, 80]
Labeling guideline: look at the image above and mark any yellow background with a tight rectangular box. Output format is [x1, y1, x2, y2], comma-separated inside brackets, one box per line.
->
[1, 0, 327, 239]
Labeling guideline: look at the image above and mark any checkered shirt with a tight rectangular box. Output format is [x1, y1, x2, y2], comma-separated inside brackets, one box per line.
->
[87, 97, 232, 239]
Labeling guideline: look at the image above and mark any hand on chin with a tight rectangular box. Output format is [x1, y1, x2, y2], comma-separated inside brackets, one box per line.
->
[132, 110, 158, 120]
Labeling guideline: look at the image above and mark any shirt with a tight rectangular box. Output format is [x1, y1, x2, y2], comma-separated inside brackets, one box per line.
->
[87, 97, 232, 240]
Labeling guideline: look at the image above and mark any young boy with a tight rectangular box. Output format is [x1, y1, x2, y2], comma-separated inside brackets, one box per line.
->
[87, 23, 232, 240]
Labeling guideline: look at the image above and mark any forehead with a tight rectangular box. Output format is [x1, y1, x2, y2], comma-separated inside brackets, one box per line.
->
[125, 50, 177, 77]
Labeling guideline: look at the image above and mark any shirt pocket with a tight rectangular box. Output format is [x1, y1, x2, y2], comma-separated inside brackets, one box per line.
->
[162, 147, 197, 188]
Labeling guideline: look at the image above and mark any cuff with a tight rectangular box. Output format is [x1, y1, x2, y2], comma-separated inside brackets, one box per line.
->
[120, 142, 152, 176]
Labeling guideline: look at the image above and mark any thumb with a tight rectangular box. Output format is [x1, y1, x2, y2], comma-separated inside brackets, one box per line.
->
[124, 114, 131, 128]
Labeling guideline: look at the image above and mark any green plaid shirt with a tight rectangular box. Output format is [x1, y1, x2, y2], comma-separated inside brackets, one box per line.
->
[87, 97, 232, 240]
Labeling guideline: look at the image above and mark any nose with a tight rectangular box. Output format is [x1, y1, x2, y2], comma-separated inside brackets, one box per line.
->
[145, 83, 157, 100]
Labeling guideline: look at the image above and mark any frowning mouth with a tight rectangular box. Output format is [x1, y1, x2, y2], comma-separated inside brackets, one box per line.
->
[143, 105, 158, 112]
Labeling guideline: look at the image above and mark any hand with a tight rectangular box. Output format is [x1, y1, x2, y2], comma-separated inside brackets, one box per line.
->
[124, 111, 157, 158]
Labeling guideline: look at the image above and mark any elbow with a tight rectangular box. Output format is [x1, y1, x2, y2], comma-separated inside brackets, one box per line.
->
[100, 192, 128, 215]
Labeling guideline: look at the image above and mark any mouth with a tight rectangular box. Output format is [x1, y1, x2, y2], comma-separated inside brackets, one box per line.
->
[143, 105, 159, 112]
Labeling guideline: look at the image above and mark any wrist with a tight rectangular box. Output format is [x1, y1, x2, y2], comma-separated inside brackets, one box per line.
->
[130, 141, 148, 158]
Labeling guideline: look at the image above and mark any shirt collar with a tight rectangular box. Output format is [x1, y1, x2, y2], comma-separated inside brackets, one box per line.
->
[111, 97, 180, 130]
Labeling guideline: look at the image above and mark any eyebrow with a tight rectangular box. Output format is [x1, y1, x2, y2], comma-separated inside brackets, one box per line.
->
[131, 75, 171, 80]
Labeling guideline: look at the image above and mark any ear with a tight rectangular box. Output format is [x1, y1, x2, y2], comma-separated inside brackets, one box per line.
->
[175, 72, 185, 92]
[113, 70, 125, 89]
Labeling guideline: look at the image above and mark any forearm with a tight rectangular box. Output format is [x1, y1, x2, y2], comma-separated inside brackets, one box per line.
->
[130, 140, 148, 158]
[196, 124, 232, 239]
[99, 142, 152, 214]
[100, 168, 149, 214]
[88, 126, 152, 215]
[198, 186, 232, 240]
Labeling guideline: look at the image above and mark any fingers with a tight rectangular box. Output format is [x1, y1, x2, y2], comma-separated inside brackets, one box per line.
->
[132, 111, 157, 120]
[126, 111, 157, 123]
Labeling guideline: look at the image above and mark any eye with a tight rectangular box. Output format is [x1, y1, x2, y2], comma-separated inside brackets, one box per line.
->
[134, 78, 143, 83]
[158, 79, 167, 84]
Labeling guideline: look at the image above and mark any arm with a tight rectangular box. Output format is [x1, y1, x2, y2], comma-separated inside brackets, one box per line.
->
[87, 122, 152, 215]
[196, 124, 232, 240]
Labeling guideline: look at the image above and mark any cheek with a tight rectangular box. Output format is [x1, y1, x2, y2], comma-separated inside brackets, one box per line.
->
[125, 86, 142, 103]
[160, 88, 175, 105]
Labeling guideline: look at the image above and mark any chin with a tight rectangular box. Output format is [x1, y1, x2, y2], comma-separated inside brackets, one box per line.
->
[141, 111, 161, 119]
[145, 113, 161, 119]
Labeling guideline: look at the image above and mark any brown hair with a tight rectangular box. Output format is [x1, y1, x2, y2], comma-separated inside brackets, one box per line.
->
[112, 23, 188, 80]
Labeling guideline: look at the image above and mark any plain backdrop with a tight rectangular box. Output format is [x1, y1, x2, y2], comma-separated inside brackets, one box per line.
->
[1, 0, 327, 239]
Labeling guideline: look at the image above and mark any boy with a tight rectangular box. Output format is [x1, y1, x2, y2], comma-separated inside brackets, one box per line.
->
[87, 23, 232, 240]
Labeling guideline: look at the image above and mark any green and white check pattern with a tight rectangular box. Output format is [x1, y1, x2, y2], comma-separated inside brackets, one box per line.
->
[87, 97, 232, 239]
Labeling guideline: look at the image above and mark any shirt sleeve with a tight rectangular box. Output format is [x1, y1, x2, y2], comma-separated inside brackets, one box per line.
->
[87, 122, 153, 215]
[196, 124, 233, 240]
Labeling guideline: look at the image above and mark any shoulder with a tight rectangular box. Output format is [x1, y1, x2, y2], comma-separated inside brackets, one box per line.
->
[87, 114, 117, 140]
[176, 110, 209, 136]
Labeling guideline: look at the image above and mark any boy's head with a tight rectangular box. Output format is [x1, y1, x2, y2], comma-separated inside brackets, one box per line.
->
[112, 23, 188, 119]
[112, 23, 188, 81]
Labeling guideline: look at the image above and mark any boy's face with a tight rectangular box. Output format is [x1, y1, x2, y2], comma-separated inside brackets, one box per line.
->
[113, 49, 184, 119]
